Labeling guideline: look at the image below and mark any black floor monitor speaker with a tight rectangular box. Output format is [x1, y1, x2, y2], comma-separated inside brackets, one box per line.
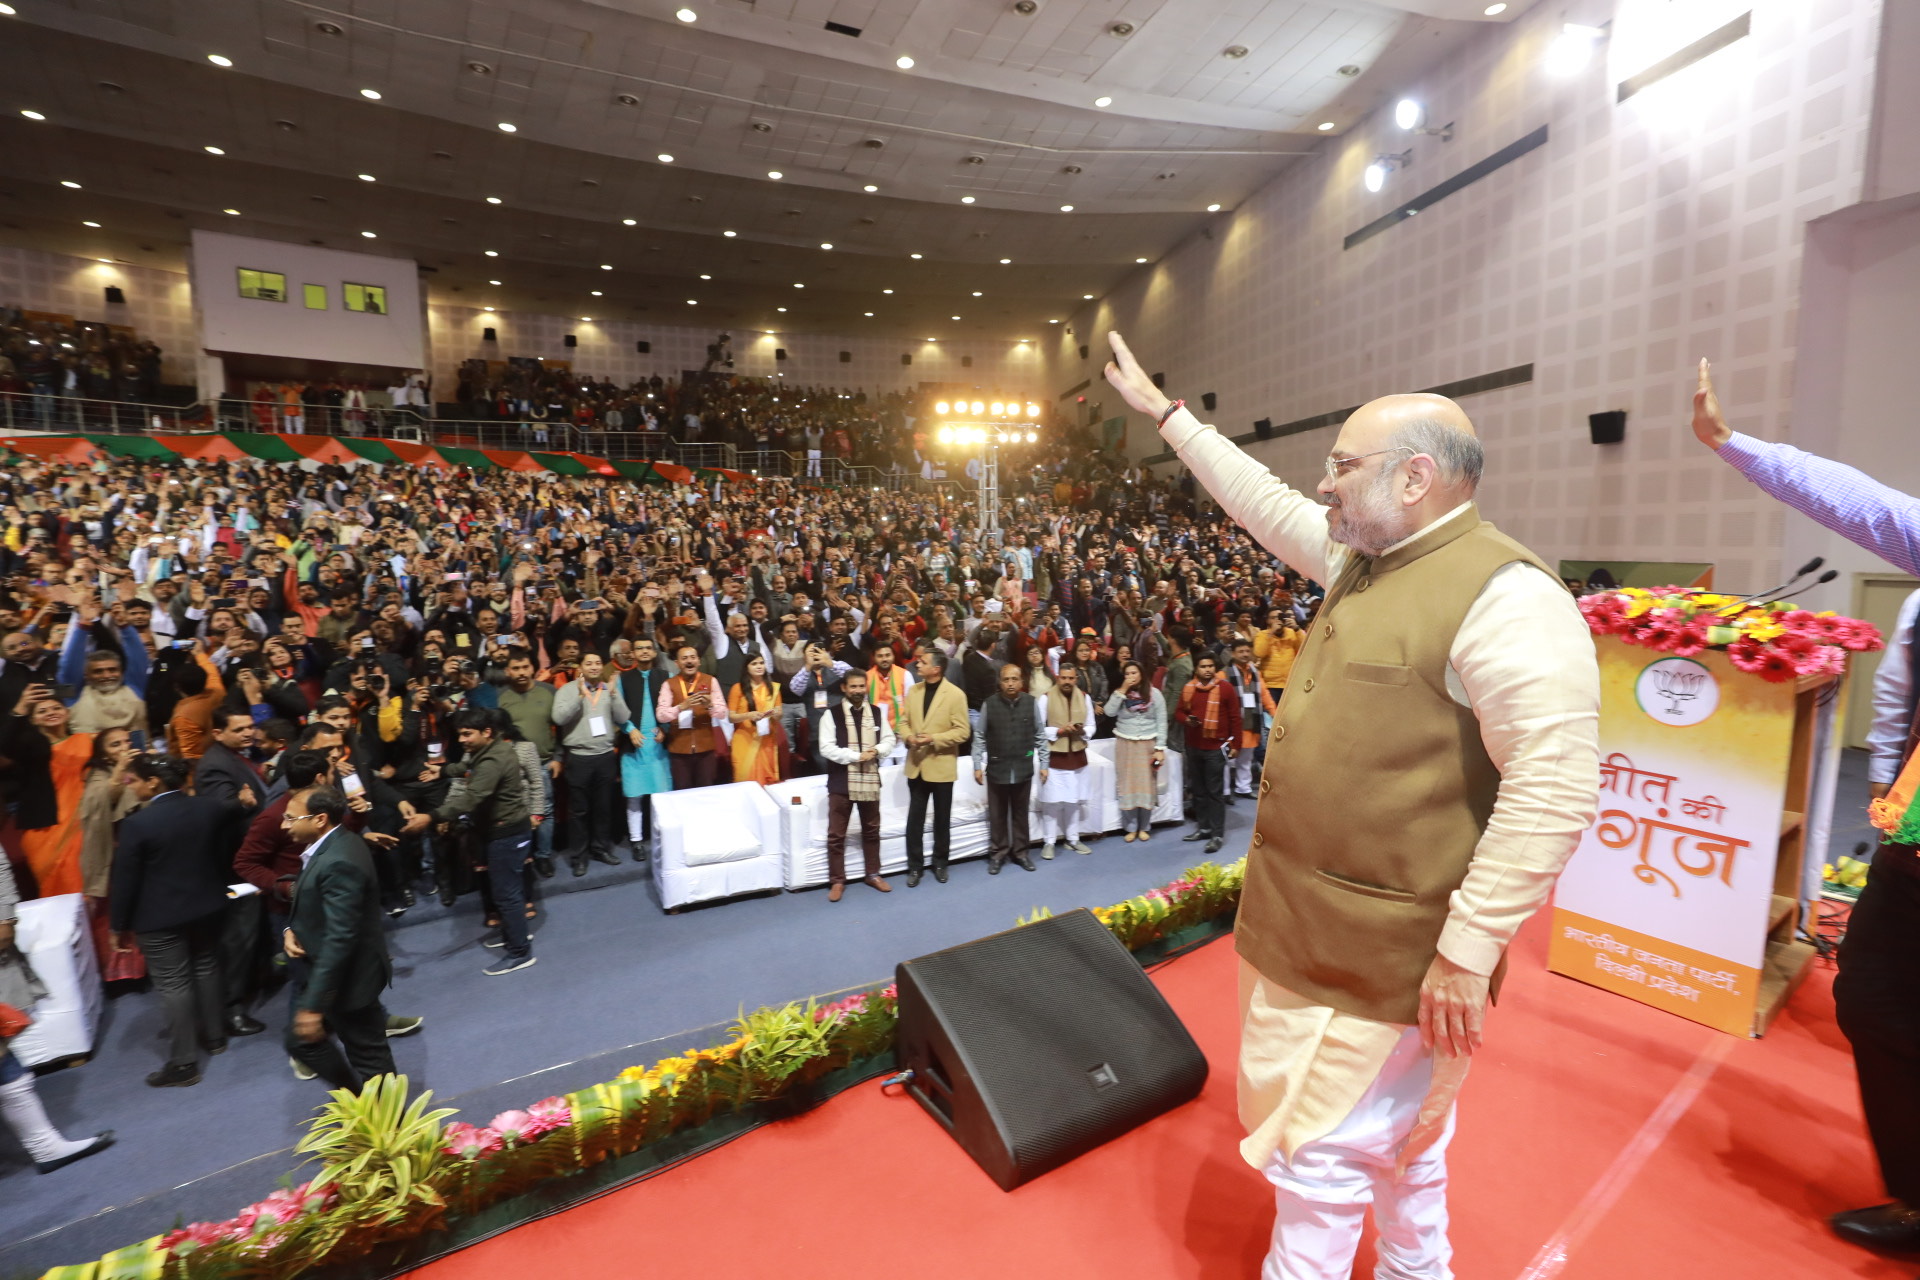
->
[895, 908, 1209, 1190]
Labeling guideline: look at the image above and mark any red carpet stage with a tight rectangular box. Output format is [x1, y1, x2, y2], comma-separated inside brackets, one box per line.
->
[409, 913, 1905, 1280]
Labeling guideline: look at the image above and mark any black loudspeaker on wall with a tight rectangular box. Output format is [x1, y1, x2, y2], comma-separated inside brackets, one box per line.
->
[636, 341, 651, 354]
[563, 334, 578, 348]
[103, 286, 125, 305]
[1201, 391, 1217, 412]
[838, 351, 851, 363]
[1150, 372, 1166, 389]
[895, 908, 1208, 1191]
[1078, 344, 1090, 360]
[1589, 409, 1627, 444]
[774, 347, 788, 361]
[901, 353, 912, 366]
[1254, 417, 1273, 440]
[482, 327, 497, 342]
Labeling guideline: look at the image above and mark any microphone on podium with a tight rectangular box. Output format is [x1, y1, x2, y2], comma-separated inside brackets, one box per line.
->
[1717, 557, 1827, 612]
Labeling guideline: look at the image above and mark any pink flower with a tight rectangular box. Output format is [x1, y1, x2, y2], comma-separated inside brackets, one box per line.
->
[443, 1121, 505, 1158]
[524, 1096, 571, 1138]
[489, 1110, 533, 1142]
[160, 1220, 236, 1253]
[880, 983, 898, 1000]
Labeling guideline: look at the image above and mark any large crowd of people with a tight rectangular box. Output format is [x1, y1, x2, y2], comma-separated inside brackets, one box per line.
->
[0, 306, 169, 427]
[0, 391, 1318, 1172]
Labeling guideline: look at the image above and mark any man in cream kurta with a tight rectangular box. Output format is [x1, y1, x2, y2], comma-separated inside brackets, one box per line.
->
[1104, 333, 1600, 1280]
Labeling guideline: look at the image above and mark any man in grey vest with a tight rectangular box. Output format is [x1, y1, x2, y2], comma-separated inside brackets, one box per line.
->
[1103, 332, 1600, 1280]
[972, 663, 1046, 875]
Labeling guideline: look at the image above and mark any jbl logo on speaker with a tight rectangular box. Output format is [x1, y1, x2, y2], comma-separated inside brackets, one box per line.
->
[1088, 1064, 1119, 1090]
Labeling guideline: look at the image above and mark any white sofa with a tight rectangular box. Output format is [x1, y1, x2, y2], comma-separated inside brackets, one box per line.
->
[10, 893, 100, 1068]
[650, 781, 785, 909]
[767, 741, 1186, 891]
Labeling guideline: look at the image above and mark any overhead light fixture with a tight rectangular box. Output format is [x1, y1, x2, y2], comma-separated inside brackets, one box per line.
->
[60, 180, 81, 189]
[1484, 2, 1507, 13]
[700, 273, 712, 280]
[723, 229, 737, 237]
[1364, 161, 1387, 193]
[1206, 203, 1222, 212]
[483, 306, 495, 311]
[961, 195, 975, 204]
[910, 253, 923, 259]
[1060, 204, 1074, 212]
[1135, 256, 1148, 263]
[488, 279, 502, 285]
[1048, 318, 1060, 323]
[485, 194, 501, 202]
[1317, 121, 1336, 131]
[820, 242, 833, 250]
[581, 316, 592, 321]
[360, 88, 382, 100]
[864, 311, 873, 316]
[96, 257, 112, 264]
[1547, 22, 1604, 76]
[676, 7, 697, 21]
[657, 153, 674, 163]
[951, 315, 961, 320]
[498, 121, 517, 132]
[1082, 293, 1094, 299]
[687, 299, 698, 305]
[777, 306, 788, 312]
[971, 401, 984, 415]
[207, 54, 233, 67]
[999, 257, 1011, 264]
[863, 184, 878, 192]
[0, 4, 16, 14]
[20, 109, 45, 121]
[882, 288, 894, 294]
[204, 145, 225, 155]
[361, 230, 377, 238]
[485, 249, 499, 257]
[1395, 99, 1425, 130]
[223, 207, 240, 215]
[767, 170, 784, 180]
[1094, 96, 1113, 108]
[971, 290, 983, 296]
[896, 54, 915, 69]
[590, 290, 603, 296]
[622, 217, 637, 226]
[82, 220, 101, 228]
[601, 263, 613, 270]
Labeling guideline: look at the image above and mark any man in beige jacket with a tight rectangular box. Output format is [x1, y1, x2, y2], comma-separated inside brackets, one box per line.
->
[899, 649, 972, 887]
[1103, 333, 1599, 1280]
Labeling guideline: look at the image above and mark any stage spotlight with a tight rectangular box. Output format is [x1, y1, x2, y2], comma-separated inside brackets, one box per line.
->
[990, 402, 1004, 416]
[1547, 23, 1603, 76]
[935, 401, 951, 414]
[970, 400, 984, 415]
[1395, 99, 1424, 130]
[1364, 162, 1387, 193]
[1026, 403, 1039, 417]
[1026, 430, 1037, 443]
[937, 426, 953, 443]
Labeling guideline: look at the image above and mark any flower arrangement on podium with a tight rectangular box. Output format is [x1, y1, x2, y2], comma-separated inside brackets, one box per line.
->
[1578, 587, 1881, 681]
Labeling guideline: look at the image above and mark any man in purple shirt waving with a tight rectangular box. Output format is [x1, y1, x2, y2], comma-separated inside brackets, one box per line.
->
[1695, 359, 1920, 1256]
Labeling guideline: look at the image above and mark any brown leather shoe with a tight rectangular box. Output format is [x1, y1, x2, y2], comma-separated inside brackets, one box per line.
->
[827, 882, 845, 902]
[864, 875, 892, 893]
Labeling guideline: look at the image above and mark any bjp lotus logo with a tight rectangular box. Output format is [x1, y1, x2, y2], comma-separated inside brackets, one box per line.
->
[1634, 657, 1719, 727]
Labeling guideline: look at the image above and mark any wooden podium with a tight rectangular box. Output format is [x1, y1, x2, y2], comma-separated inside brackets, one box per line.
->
[1547, 636, 1840, 1037]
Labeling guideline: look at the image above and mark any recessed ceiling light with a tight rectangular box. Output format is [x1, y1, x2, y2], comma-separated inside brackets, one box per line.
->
[863, 184, 878, 193]
[1135, 256, 1148, 263]
[1317, 121, 1336, 131]
[951, 315, 961, 320]
[581, 316, 592, 321]
[360, 88, 382, 100]
[207, 54, 233, 67]
[1048, 318, 1060, 323]
[485, 195, 501, 203]
[687, 299, 698, 305]
[793, 282, 805, 288]
[622, 218, 637, 226]
[1206, 203, 1222, 212]
[204, 145, 225, 155]
[896, 55, 915, 69]
[1082, 293, 1094, 299]
[820, 242, 833, 250]
[483, 306, 494, 311]
[497, 122, 517, 132]
[96, 257, 112, 264]
[20, 109, 44, 121]
[223, 208, 240, 215]
[971, 291, 983, 296]
[488, 279, 501, 285]
[1094, 96, 1113, 108]
[910, 253, 923, 259]
[0, 4, 17, 14]
[590, 290, 603, 296]
[82, 220, 100, 228]
[960, 196, 975, 204]
[601, 263, 613, 270]
[676, 7, 697, 21]
[700, 273, 712, 280]
[777, 306, 788, 312]
[657, 153, 674, 163]
[864, 311, 874, 316]
[361, 230, 377, 238]
[1484, 2, 1507, 13]
[882, 289, 893, 294]
[484, 249, 499, 257]
[60, 180, 81, 189]
[767, 170, 783, 180]
[926, 337, 936, 342]
[723, 229, 737, 237]
[362, 174, 380, 183]
[1060, 204, 1074, 212]
[999, 258, 1011, 264]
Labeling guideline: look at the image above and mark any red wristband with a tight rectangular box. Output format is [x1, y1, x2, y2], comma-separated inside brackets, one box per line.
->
[1157, 399, 1185, 427]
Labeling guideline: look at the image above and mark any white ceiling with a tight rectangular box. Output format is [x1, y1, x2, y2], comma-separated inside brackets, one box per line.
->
[0, 0, 1526, 341]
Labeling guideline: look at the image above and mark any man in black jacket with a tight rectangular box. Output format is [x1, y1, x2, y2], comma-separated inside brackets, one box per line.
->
[109, 757, 233, 1087]
[971, 664, 1045, 875]
[192, 710, 273, 1037]
[283, 785, 396, 1090]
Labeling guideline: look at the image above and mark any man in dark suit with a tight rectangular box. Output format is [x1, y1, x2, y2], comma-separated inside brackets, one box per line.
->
[109, 756, 233, 1088]
[194, 710, 271, 1036]
[282, 785, 396, 1090]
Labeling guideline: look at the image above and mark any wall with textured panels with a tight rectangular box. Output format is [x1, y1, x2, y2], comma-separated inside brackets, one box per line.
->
[1046, 0, 1883, 598]
[425, 304, 1049, 404]
[0, 246, 198, 385]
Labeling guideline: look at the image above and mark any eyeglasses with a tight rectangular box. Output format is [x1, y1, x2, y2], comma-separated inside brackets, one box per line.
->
[1324, 446, 1415, 483]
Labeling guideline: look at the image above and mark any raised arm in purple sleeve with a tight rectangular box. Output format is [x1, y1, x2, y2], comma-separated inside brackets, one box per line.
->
[1716, 431, 1920, 578]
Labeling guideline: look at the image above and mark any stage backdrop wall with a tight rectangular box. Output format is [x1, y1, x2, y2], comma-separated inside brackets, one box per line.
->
[1047, 0, 1884, 601]
[426, 303, 1048, 404]
[0, 244, 198, 386]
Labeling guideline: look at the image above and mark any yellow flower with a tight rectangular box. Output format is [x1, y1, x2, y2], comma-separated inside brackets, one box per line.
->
[1691, 594, 1737, 608]
[1624, 595, 1656, 618]
[1744, 621, 1785, 641]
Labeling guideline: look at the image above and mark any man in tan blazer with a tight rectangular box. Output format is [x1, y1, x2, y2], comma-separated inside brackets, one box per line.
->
[899, 648, 972, 887]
